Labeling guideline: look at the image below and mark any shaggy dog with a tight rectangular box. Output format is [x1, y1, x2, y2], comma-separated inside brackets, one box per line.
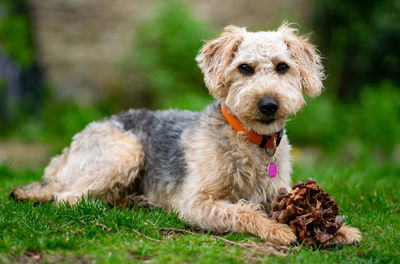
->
[11, 23, 361, 246]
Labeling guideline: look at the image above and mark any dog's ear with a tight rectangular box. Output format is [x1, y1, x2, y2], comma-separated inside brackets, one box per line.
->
[196, 25, 245, 98]
[279, 23, 325, 98]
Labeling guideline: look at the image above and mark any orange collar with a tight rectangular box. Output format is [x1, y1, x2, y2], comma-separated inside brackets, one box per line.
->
[220, 104, 284, 153]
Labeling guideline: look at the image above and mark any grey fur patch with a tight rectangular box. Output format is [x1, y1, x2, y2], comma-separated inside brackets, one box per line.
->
[112, 107, 203, 197]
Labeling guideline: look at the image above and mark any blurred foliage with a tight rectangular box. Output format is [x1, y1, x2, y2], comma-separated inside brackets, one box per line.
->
[1, 98, 105, 153]
[121, 0, 215, 110]
[0, 0, 34, 66]
[287, 81, 400, 159]
[312, 0, 400, 100]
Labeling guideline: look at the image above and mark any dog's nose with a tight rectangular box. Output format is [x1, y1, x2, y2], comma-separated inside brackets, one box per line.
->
[257, 98, 278, 116]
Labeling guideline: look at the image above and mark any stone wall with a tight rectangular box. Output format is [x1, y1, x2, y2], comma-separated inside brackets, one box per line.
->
[29, 0, 312, 103]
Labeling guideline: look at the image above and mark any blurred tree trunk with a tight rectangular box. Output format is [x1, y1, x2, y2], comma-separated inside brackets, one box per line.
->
[0, 0, 43, 124]
[312, 0, 400, 100]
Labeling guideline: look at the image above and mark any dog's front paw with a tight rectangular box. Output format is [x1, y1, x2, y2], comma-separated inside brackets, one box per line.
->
[329, 225, 361, 246]
[260, 222, 297, 245]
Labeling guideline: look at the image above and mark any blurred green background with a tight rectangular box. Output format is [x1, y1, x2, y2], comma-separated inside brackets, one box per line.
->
[0, 0, 399, 169]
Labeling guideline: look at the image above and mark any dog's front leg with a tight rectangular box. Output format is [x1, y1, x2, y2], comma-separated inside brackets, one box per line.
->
[329, 225, 362, 246]
[179, 195, 296, 245]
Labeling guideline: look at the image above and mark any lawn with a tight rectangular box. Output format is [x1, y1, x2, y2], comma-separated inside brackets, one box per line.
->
[0, 159, 399, 263]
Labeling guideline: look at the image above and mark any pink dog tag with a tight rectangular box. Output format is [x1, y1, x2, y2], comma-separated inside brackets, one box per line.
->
[268, 162, 277, 178]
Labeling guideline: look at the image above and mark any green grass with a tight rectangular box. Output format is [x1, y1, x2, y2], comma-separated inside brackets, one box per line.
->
[0, 161, 399, 263]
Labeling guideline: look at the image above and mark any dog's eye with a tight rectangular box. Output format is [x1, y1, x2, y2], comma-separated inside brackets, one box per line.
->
[276, 62, 289, 73]
[238, 64, 254, 75]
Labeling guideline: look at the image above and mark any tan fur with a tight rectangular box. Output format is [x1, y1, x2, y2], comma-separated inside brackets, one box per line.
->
[278, 22, 325, 98]
[11, 23, 360, 248]
[196, 25, 246, 98]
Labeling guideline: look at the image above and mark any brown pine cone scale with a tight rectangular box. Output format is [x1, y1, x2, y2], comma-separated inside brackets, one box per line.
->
[271, 178, 343, 246]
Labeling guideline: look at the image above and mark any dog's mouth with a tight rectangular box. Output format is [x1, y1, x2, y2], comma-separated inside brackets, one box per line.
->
[258, 118, 275, 125]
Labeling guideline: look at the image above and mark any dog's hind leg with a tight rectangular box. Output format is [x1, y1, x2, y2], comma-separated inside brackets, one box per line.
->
[11, 120, 145, 206]
[10, 148, 68, 202]
[10, 180, 61, 203]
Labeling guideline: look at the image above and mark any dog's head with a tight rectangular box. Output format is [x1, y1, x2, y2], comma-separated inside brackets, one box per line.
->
[196, 23, 325, 135]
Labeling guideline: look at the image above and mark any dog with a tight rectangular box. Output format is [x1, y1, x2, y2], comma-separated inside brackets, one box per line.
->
[11, 23, 361, 246]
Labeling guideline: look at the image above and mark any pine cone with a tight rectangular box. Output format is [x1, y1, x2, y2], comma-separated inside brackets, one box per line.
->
[271, 178, 343, 246]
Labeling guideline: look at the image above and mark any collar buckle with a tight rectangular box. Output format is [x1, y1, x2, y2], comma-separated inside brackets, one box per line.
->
[265, 146, 276, 156]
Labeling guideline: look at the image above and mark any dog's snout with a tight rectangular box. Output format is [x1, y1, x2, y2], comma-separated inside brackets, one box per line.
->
[257, 98, 278, 116]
